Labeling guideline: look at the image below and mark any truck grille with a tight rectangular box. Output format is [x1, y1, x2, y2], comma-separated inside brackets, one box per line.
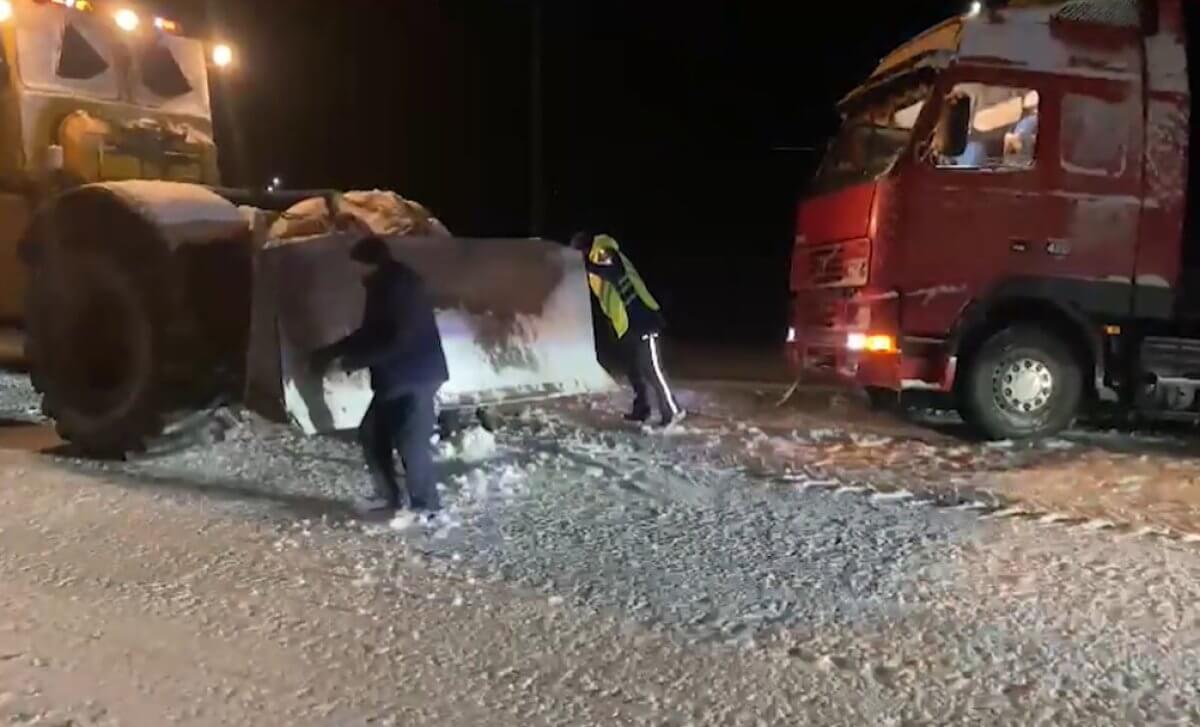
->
[794, 289, 857, 330]
[793, 239, 870, 290]
[797, 297, 837, 329]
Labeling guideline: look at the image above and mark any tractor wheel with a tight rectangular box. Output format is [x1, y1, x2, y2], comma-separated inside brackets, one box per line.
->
[26, 250, 165, 457]
[958, 325, 1083, 440]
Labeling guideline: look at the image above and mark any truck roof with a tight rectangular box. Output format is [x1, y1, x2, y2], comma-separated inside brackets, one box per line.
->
[850, 0, 1149, 106]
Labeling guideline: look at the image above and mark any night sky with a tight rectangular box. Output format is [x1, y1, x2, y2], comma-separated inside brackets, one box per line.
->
[163, 0, 964, 344]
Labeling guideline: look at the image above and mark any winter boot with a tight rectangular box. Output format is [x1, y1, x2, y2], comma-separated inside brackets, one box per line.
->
[660, 409, 687, 428]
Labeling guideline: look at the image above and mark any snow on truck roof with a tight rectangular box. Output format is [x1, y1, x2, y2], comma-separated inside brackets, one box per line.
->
[854, 0, 1144, 104]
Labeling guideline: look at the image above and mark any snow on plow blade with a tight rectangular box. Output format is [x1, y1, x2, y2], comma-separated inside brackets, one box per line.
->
[246, 233, 616, 434]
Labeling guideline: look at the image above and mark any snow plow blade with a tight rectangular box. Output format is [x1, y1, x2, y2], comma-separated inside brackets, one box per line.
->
[245, 233, 617, 434]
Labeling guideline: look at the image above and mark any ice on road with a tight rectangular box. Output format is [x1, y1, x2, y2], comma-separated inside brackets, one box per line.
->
[0, 374, 1198, 724]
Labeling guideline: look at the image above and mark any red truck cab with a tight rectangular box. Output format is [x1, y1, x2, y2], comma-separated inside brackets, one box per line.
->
[788, 0, 1195, 439]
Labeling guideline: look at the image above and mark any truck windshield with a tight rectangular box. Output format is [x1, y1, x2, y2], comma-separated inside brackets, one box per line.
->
[813, 78, 933, 194]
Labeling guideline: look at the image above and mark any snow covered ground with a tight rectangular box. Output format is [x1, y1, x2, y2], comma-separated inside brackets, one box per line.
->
[3, 372, 1200, 722]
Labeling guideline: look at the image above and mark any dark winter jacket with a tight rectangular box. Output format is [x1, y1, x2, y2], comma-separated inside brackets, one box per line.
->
[321, 261, 449, 397]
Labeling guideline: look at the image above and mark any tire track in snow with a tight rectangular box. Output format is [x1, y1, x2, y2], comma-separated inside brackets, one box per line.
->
[539, 406, 1200, 551]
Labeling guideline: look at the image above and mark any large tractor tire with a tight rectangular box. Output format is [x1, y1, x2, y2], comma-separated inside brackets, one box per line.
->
[22, 182, 255, 458]
[957, 325, 1083, 440]
[26, 249, 165, 457]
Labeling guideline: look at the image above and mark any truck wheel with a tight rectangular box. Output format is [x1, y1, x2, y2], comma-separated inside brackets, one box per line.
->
[27, 251, 164, 457]
[959, 326, 1082, 440]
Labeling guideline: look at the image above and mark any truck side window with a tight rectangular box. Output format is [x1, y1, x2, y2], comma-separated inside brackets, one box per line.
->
[934, 83, 1039, 171]
[1060, 93, 1128, 178]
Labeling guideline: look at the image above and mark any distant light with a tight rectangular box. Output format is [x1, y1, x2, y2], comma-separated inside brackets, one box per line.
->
[272, 176, 282, 188]
[786, 326, 797, 344]
[0, 1, 12, 23]
[154, 16, 180, 33]
[114, 8, 139, 32]
[212, 43, 234, 68]
[967, 1, 982, 17]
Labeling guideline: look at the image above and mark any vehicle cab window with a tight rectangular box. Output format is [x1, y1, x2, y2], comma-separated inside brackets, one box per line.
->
[932, 84, 1040, 171]
[811, 77, 931, 194]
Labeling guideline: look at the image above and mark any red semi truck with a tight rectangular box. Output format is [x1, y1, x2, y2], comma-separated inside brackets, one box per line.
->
[787, 0, 1200, 439]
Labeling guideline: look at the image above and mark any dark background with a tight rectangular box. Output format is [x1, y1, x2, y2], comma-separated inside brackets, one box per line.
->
[160, 0, 962, 344]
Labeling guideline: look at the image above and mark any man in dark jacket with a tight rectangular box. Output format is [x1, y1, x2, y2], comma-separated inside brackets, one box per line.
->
[312, 236, 449, 514]
[572, 231, 683, 426]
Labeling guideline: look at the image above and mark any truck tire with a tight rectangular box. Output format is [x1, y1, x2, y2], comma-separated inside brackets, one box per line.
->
[26, 250, 164, 457]
[959, 326, 1082, 440]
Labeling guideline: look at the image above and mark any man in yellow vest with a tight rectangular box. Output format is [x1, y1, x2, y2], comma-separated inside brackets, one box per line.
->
[572, 231, 684, 426]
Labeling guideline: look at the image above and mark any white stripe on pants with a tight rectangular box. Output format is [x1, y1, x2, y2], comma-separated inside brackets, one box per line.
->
[645, 334, 680, 416]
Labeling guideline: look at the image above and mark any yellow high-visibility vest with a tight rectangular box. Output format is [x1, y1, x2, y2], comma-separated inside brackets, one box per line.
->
[586, 234, 660, 339]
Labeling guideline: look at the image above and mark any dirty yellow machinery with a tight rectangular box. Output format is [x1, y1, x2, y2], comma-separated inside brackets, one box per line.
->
[0, 0, 614, 455]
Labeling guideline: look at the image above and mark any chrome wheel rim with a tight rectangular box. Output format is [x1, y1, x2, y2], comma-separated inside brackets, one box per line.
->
[992, 356, 1054, 417]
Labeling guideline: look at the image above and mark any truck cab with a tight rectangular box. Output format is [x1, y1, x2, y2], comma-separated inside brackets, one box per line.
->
[788, 0, 1194, 439]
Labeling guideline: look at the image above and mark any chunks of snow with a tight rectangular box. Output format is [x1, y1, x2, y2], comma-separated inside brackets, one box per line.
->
[389, 512, 419, 532]
[438, 426, 498, 463]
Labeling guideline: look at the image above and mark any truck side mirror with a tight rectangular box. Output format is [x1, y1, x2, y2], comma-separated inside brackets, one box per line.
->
[941, 96, 971, 158]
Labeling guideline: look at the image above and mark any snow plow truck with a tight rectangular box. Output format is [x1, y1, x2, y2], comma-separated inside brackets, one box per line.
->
[788, 0, 1200, 439]
[0, 0, 613, 455]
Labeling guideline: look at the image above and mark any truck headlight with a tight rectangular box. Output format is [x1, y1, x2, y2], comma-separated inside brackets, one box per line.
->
[212, 44, 234, 68]
[114, 8, 139, 32]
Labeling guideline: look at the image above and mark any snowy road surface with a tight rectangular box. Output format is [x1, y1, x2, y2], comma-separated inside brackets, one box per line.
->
[0, 373, 1199, 724]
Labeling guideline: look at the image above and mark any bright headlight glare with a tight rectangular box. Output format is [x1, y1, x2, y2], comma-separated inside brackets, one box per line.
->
[114, 8, 139, 32]
[212, 43, 234, 68]
[847, 333, 896, 354]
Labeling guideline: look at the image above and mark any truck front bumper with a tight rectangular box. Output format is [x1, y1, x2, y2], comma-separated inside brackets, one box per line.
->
[788, 287, 958, 393]
[786, 330, 956, 392]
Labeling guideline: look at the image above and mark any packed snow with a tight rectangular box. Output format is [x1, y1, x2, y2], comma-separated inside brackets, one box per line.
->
[3, 372, 1200, 721]
[103, 180, 247, 247]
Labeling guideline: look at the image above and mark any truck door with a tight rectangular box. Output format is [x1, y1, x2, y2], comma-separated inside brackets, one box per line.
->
[898, 71, 1141, 336]
[1052, 84, 1143, 314]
